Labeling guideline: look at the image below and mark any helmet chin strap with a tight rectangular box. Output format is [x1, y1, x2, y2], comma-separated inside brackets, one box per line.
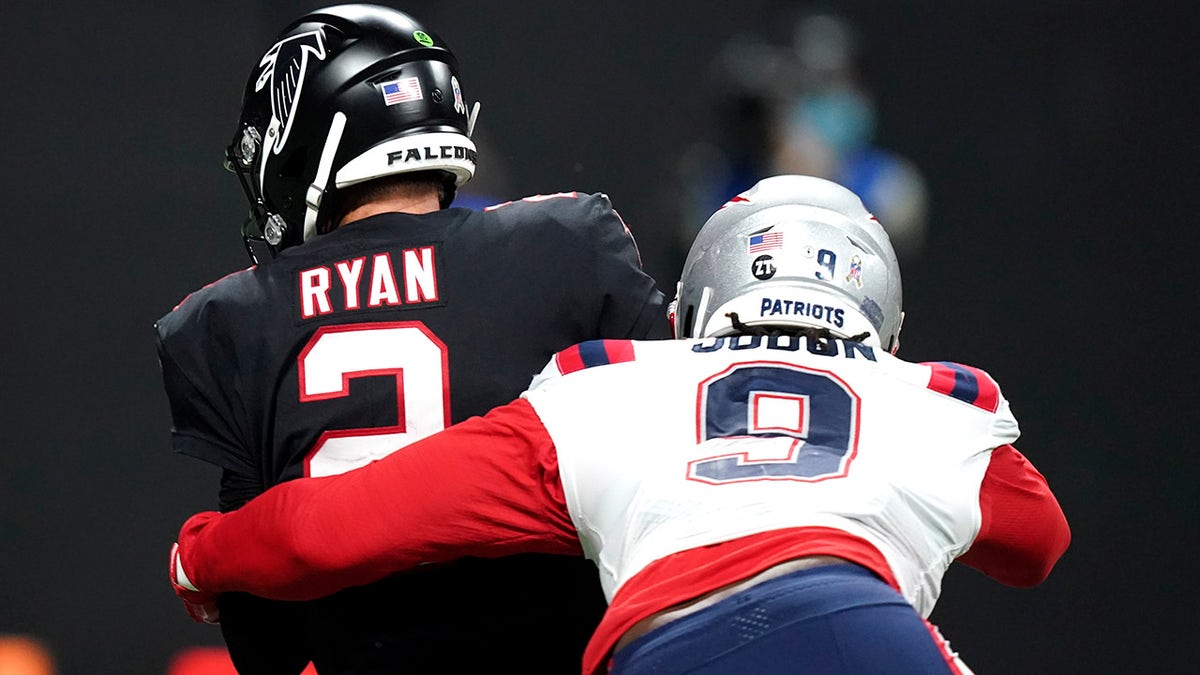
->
[303, 111, 348, 242]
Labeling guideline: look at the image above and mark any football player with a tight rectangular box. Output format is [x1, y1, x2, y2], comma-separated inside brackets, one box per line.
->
[170, 175, 1070, 674]
[156, 4, 669, 673]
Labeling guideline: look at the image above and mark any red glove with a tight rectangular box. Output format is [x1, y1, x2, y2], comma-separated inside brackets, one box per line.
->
[170, 542, 220, 624]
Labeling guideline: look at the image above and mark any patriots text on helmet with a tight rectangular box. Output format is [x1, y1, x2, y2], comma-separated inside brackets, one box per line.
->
[299, 246, 441, 319]
[760, 297, 845, 328]
[387, 146, 478, 165]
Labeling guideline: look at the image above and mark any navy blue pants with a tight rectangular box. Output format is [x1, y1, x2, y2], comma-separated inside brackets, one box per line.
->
[610, 564, 961, 674]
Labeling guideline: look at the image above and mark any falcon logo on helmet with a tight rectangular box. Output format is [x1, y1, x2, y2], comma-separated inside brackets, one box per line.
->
[255, 30, 327, 158]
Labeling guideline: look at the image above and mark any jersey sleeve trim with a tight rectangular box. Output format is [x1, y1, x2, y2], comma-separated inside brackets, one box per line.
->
[923, 361, 1001, 412]
[155, 328, 257, 474]
[554, 340, 637, 374]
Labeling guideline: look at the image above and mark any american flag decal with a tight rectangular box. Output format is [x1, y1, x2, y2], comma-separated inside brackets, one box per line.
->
[748, 229, 784, 253]
[381, 77, 423, 105]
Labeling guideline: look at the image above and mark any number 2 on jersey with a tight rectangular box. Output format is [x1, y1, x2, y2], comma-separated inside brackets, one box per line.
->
[298, 322, 450, 477]
[691, 362, 860, 484]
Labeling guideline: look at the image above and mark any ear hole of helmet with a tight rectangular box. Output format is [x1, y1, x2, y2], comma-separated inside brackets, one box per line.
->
[681, 304, 696, 338]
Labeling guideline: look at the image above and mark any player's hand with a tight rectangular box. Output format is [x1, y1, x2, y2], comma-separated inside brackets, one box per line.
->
[170, 542, 220, 623]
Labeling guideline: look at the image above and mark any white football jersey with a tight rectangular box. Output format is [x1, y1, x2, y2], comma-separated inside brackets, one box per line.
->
[523, 335, 1018, 617]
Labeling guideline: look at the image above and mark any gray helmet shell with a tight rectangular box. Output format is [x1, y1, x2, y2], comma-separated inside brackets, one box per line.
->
[674, 175, 904, 352]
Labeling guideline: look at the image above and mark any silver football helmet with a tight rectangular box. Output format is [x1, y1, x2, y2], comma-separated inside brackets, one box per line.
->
[674, 175, 904, 352]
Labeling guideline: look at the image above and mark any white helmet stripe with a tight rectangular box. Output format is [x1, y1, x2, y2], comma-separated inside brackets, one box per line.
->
[303, 111, 348, 242]
[467, 101, 481, 137]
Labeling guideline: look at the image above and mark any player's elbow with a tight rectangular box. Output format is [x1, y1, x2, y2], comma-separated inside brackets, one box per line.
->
[265, 526, 355, 600]
[1020, 504, 1072, 586]
[964, 512, 1071, 587]
[998, 543, 1067, 588]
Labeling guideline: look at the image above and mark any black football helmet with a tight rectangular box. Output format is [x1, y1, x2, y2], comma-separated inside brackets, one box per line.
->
[226, 4, 480, 260]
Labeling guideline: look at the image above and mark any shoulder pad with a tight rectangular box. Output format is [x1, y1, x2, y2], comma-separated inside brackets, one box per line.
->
[554, 339, 636, 375]
[167, 267, 256, 313]
[482, 191, 583, 212]
[921, 361, 1002, 413]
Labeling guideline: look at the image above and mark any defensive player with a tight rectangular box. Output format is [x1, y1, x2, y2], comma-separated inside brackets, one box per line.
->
[155, 4, 669, 673]
[170, 175, 1070, 674]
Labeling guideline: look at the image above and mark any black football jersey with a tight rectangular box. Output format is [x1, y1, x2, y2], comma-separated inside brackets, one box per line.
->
[156, 193, 670, 673]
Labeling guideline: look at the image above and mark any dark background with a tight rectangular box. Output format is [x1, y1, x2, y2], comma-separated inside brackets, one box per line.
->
[2, 1, 1195, 673]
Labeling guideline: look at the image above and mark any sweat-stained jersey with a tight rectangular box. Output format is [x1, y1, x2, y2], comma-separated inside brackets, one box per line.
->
[174, 336, 1070, 675]
[156, 193, 670, 673]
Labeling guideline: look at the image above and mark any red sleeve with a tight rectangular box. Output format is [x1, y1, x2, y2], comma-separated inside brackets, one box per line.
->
[957, 444, 1071, 587]
[176, 398, 579, 600]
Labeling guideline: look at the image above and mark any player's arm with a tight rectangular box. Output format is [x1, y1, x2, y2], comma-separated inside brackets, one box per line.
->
[957, 444, 1071, 586]
[158, 307, 310, 661]
[583, 194, 672, 340]
[172, 398, 579, 602]
[155, 318, 259, 484]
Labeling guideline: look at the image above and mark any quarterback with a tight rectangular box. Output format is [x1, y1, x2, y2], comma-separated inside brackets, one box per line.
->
[156, 4, 669, 673]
